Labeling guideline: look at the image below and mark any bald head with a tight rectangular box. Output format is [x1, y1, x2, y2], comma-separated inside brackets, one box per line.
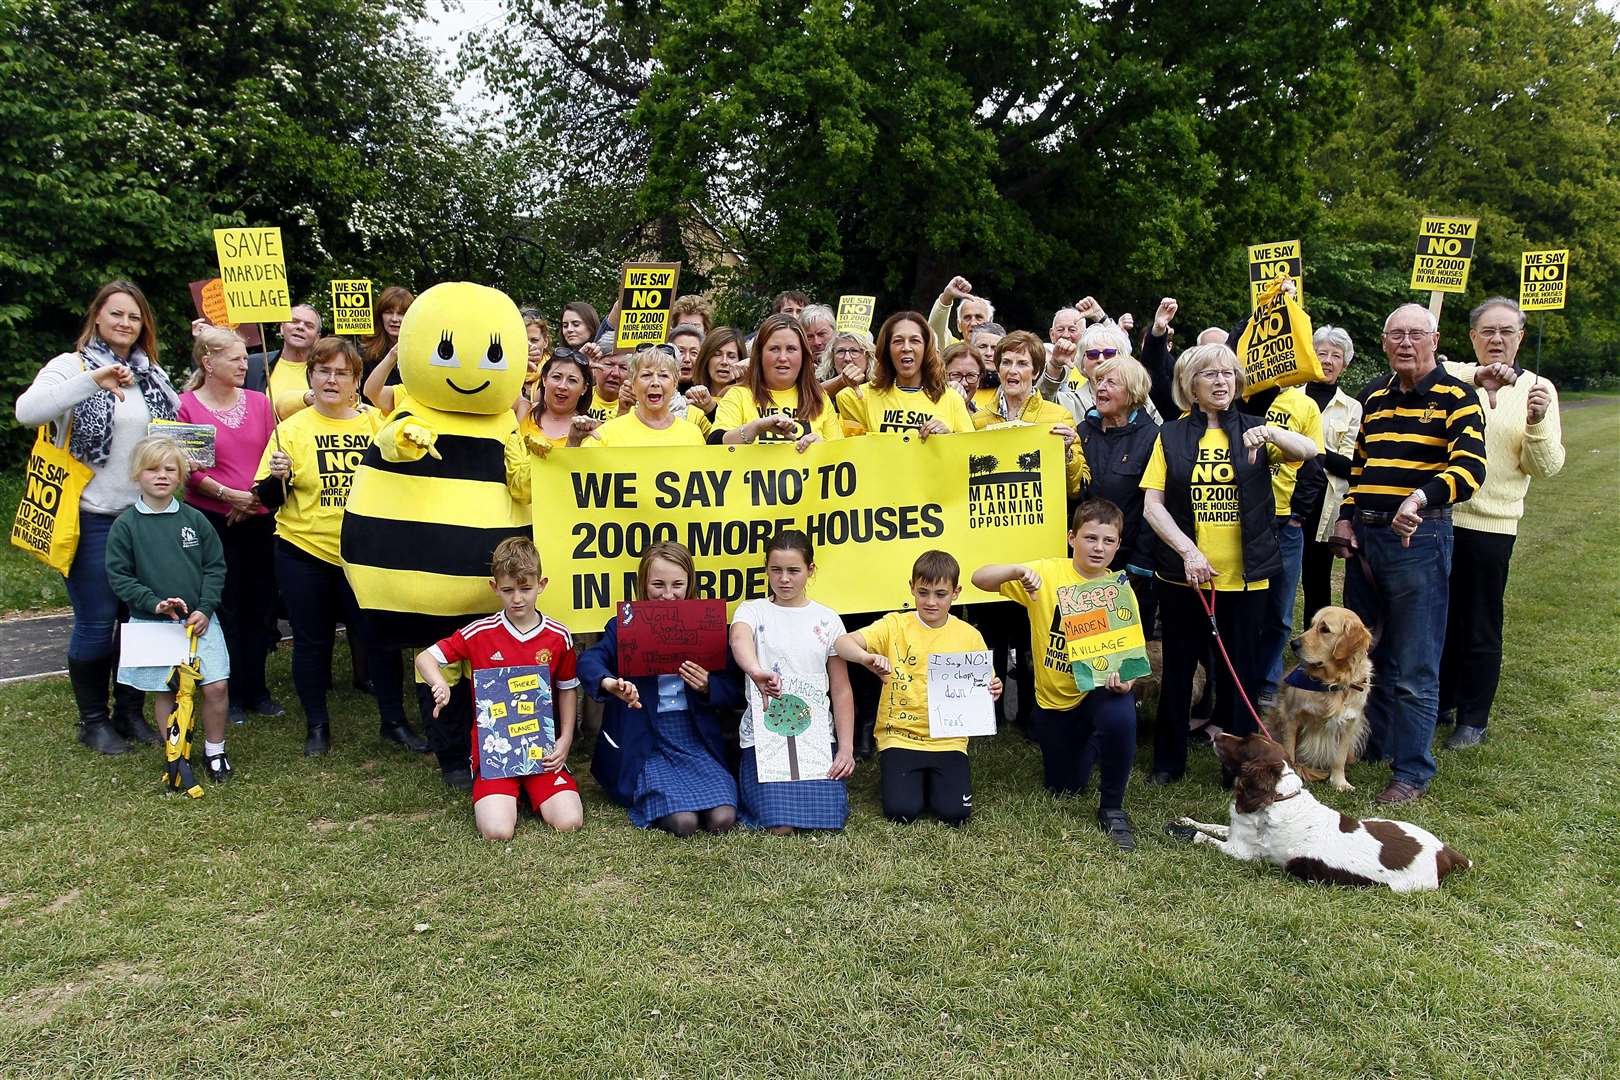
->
[1197, 326, 1228, 346]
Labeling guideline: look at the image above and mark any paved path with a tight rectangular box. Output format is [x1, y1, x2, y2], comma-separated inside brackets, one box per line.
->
[2, 396, 1611, 684]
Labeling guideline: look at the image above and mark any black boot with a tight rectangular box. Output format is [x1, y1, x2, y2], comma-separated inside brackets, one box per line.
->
[111, 681, 159, 745]
[380, 718, 430, 753]
[854, 714, 876, 761]
[67, 657, 131, 755]
[304, 721, 331, 757]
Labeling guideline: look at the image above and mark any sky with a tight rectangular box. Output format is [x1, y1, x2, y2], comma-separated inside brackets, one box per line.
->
[416, 0, 505, 112]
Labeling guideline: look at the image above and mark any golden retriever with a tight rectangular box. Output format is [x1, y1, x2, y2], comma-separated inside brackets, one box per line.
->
[1269, 606, 1373, 792]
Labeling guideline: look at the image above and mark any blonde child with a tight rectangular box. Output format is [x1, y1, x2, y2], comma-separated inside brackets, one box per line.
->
[971, 499, 1140, 850]
[105, 436, 232, 781]
[415, 538, 583, 839]
[834, 551, 1002, 825]
[730, 529, 855, 833]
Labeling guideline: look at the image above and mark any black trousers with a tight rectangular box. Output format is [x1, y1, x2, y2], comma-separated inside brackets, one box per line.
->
[1439, 527, 1516, 729]
[1032, 690, 1137, 809]
[969, 601, 1033, 725]
[1300, 536, 1338, 624]
[879, 748, 972, 825]
[274, 539, 401, 731]
[1154, 580, 1266, 777]
[198, 508, 278, 706]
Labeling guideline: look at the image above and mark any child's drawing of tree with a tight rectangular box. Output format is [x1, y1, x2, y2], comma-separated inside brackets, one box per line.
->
[763, 693, 813, 779]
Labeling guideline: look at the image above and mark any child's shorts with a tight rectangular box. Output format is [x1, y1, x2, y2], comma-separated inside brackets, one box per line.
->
[117, 618, 231, 692]
[473, 767, 579, 811]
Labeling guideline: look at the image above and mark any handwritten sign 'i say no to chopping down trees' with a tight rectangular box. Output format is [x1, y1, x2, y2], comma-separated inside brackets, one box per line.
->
[213, 228, 292, 324]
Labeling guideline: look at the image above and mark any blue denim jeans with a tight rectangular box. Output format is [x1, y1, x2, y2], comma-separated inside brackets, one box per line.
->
[64, 510, 123, 662]
[1343, 517, 1454, 789]
[1259, 519, 1305, 697]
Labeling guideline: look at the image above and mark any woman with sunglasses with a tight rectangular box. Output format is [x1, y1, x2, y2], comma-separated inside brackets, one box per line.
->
[521, 350, 599, 451]
[1139, 344, 1316, 787]
[1039, 322, 1163, 426]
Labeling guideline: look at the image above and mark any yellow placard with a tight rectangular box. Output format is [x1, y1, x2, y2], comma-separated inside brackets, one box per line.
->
[1410, 216, 1479, 293]
[1519, 249, 1568, 312]
[1246, 240, 1302, 310]
[532, 425, 1066, 626]
[527, 745, 547, 760]
[488, 702, 507, 720]
[507, 718, 540, 738]
[213, 228, 292, 323]
[836, 295, 876, 335]
[507, 672, 541, 694]
[516, 700, 536, 715]
[614, 262, 682, 350]
[330, 279, 374, 336]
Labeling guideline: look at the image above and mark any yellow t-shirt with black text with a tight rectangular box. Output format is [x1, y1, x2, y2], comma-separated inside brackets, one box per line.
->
[1140, 429, 1279, 592]
[1262, 387, 1324, 514]
[857, 611, 987, 754]
[713, 386, 844, 443]
[268, 355, 310, 420]
[835, 383, 974, 436]
[999, 556, 1092, 711]
[255, 406, 383, 565]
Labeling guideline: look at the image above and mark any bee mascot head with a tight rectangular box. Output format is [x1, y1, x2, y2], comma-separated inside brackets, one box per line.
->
[397, 283, 528, 414]
[342, 282, 534, 650]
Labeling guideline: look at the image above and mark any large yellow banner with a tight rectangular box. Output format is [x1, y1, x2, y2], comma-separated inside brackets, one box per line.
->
[531, 426, 1068, 627]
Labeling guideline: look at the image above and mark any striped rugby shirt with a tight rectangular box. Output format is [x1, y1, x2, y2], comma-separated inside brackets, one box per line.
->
[1339, 364, 1487, 518]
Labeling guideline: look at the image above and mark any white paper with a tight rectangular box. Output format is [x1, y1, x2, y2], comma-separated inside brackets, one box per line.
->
[927, 650, 997, 738]
[750, 672, 834, 783]
[120, 621, 190, 667]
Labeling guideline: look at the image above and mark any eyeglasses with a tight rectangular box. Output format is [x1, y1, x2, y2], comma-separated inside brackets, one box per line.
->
[310, 367, 351, 382]
[1084, 348, 1120, 361]
[832, 346, 864, 357]
[1194, 368, 1237, 382]
[1382, 329, 1435, 343]
[1473, 326, 1521, 340]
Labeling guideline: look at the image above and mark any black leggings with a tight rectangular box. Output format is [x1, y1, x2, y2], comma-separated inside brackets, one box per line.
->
[879, 748, 972, 825]
[198, 509, 278, 705]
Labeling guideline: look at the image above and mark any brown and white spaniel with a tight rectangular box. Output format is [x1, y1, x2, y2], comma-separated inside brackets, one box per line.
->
[1168, 734, 1471, 892]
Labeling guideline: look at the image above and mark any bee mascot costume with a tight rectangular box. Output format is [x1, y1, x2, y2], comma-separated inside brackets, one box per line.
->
[342, 282, 532, 786]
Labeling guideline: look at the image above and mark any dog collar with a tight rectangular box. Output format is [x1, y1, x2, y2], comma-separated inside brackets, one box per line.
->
[1282, 666, 1368, 695]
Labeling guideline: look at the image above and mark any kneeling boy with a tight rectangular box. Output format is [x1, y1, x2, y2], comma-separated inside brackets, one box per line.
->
[416, 538, 584, 839]
[972, 500, 1140, 850]
[835, 551, 1002, 825]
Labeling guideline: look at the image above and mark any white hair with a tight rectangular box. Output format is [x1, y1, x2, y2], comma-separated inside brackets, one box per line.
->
[1082, 322, 1131, 357]
[798, 304, 835, 329]
[958, 295, 995, 320]
[1312, 325, 1354, 364]
[1384, 304, 1438, 333]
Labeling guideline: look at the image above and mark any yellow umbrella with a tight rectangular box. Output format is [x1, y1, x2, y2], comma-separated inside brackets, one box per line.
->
[162, 628, 204, 799]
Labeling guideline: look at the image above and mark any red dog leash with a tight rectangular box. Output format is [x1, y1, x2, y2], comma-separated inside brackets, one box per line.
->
[1193, 583, 1275, 741]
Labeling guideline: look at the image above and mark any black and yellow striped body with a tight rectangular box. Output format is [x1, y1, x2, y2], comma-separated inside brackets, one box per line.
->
[342, 394, 530, 647]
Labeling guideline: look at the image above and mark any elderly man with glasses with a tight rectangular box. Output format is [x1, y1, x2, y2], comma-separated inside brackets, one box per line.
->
[1434, 297, 1565, 750]
[1332, 304, 1488, 805]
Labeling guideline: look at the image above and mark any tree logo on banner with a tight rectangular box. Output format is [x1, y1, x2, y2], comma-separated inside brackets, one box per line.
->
[762, 693, 813, 780]
[967, 449, 1041, 530]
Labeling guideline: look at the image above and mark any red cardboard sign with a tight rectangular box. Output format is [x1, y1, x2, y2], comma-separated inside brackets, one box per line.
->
[616, 599, 729, 677]
[189, 279, 263, 348]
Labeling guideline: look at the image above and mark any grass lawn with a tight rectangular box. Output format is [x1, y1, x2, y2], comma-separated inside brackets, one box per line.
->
[1, 404, 1616, 1079]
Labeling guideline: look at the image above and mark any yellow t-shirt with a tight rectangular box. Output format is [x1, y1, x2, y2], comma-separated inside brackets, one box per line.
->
[834, 383, 975, 436]
[584, 412, 707, 448]
[857, 611, 987, 753]
[1140, 428, 1278, 592]
[268, 355, 310, 420]
[1261, 387, 1324, 514]
[972, 386, 998, 413]
[713, 386, 844, 443]
[998, 556, 1092, 711]
[583, 396, 619, 425]
[255, 406, 383, 565]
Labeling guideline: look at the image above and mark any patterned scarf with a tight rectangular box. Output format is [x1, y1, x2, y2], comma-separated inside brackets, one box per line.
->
[70, 336, 179, 467]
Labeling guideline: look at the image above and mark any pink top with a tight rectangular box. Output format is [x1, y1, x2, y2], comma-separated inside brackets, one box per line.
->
[177, 389, 276, 516]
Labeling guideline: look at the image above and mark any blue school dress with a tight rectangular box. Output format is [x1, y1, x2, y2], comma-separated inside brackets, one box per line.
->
[579, 617, 740, 828]
[737, 749, 848, 830]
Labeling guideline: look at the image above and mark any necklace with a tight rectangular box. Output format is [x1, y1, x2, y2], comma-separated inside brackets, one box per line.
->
[200, 388, 247, 429]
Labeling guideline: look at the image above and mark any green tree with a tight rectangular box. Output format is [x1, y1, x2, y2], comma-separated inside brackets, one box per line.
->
[1307, 0, 1620, 388]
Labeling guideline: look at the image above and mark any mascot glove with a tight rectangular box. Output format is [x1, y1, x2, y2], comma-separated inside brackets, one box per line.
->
[399, 421, 442, 460]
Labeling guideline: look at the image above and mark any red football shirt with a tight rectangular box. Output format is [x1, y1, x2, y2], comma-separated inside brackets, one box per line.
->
[428, 611, 580, 691]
